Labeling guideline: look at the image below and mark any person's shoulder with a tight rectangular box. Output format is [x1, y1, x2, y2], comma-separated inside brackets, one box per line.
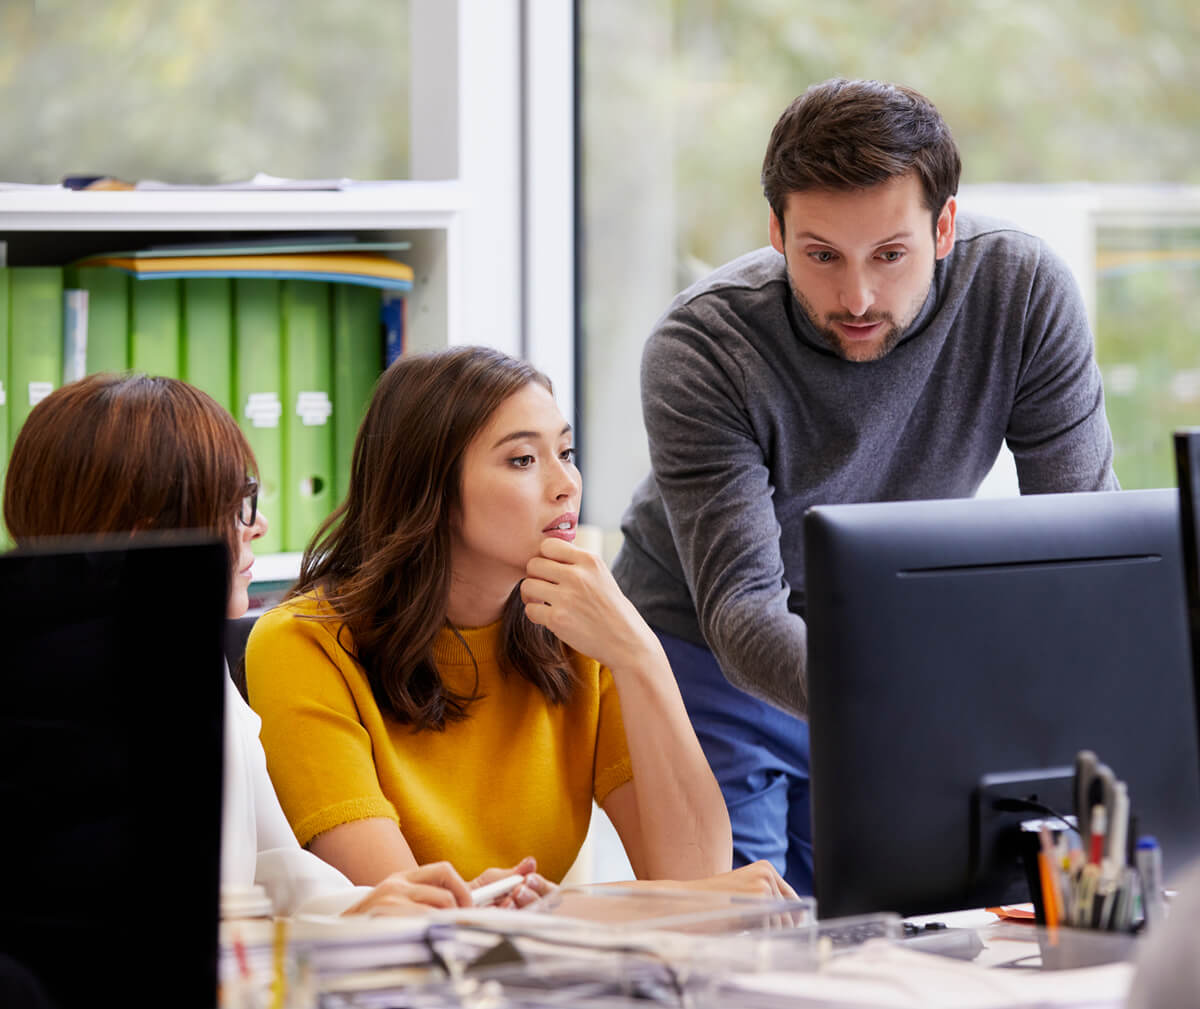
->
[951, 210, 1059, 267]
[564, 648, 605, 690]
[672, 246, 787, 312]
[646, 247, 787, 365]
[948, 210, 1077, 296]
[250, 592, 341, 643]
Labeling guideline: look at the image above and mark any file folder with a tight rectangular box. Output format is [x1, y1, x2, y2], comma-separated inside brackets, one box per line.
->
[233, 279, 283, 555]
[130, 278, 181, 377]
[63, 265, 129, 373]
[183, 277, 234, 414]
[8, 266, 64, 452]
[62, 289, 89, 384]
[332, 285, 383, 504]
[382, 290, 406, 366]
[281, 280, 335, 553]
[76, 251, 414, 291]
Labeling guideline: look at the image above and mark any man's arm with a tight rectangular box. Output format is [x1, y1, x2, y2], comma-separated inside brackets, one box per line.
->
[1007, 245, 1119, 493]
[642, 308, 809, 715]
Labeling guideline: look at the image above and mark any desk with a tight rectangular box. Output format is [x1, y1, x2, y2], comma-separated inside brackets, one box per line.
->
[218, 895, 1140, 1008]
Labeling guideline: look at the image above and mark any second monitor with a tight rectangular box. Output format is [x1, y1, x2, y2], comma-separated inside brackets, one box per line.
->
[803, 488, 1200, 919]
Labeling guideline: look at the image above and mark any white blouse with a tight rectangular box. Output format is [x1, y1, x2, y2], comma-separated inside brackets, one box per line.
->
[220, 668, 369, 915]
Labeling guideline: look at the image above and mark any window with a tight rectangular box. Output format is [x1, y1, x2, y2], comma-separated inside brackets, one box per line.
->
[580, 1, 1200, 527]
[1, 1, 410, 184]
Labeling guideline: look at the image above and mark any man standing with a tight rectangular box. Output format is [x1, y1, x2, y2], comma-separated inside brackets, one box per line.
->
[611, 78, 1118, 894]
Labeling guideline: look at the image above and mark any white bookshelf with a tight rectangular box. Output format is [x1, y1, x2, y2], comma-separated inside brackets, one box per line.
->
[0, 0, 576, 590]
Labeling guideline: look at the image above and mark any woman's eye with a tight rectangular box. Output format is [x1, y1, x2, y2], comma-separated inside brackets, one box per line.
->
[560, 447, 577, 465]
[510, 455, 535, 468]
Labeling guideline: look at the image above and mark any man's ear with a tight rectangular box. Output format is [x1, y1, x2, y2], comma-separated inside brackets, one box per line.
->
[769, 208, 785, 254]
[935, 197, 957, 260]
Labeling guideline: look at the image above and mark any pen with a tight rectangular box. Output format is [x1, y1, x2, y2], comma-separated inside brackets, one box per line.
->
[1137, 836, 1166, 929]
[1075, 750, 1098, 853]
[1075, 863, 1100, 928]
[471, 873, 527, 907]
[1106, 781, 1129, 870]
[1037, 828, 1060, 936]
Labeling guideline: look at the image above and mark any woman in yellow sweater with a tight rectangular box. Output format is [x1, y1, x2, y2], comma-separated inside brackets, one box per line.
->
[246, 346, 739, 898]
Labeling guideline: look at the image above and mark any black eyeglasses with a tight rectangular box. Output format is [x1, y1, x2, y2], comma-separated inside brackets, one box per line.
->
[238, 479, 259, 528]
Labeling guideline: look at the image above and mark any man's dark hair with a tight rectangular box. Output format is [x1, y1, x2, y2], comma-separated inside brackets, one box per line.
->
[761, 78, 961, 235]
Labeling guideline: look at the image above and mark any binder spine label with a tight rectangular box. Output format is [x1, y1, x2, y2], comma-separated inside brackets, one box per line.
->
[296, 391, 333, 426]
[245, 392, 282, 428]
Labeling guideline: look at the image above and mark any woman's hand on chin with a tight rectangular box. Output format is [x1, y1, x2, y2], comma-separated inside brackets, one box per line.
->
[521, 538, 660, 671]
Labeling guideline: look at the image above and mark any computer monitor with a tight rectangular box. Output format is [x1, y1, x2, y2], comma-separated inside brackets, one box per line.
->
[0, 536, 227, 1009]
[1177, 429, 1200, 716]
[804, 488, 1200, 919]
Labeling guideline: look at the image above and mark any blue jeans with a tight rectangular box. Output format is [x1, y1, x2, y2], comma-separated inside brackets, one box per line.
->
[654, 628, 813, 895]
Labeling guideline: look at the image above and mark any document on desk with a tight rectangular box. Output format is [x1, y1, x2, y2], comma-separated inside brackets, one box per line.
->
[722, 941, 1133, 1008]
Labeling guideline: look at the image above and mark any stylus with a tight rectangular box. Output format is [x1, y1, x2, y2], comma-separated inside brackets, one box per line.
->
[471, 873, 526, 907]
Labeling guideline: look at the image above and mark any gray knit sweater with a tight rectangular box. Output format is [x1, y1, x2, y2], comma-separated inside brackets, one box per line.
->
[611, 213, 1118, 717]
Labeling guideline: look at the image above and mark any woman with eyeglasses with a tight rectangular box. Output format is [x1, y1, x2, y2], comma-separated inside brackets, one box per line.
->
[2, 372, 511, 917]
[245, 347, 794, 901]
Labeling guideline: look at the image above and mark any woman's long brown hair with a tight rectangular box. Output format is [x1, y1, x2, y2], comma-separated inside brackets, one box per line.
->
[291, 346, 577, 731]
[4, 373, 256, 566]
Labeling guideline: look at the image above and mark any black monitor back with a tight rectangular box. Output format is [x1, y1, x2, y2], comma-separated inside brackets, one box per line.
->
[1178, 429, 1200, 721]
[804, 489, 1200, 919]
[0, 537, 227, 1008]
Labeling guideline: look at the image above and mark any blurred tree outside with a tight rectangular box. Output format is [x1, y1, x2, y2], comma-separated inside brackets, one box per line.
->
[1096, 230, 1200, 488]
[665, 0, 1200, 280]
[0, 0, 410, 184]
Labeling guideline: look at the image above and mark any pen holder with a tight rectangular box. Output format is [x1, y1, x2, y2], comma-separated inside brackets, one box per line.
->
[1034, 925, 1139, 970]
[1021, 827, 1143, 936]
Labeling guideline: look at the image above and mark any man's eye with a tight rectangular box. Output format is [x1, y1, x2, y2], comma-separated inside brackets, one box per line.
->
[879, 249, 904, 262]
[809, 250, 836, 264]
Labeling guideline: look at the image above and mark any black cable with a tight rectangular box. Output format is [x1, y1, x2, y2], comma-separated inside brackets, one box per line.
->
[990, 796, 1077, 837]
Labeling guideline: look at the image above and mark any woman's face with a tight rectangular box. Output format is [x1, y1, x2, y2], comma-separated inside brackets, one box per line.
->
[451, 382, 581, 603]
[228, 501, 268, 619]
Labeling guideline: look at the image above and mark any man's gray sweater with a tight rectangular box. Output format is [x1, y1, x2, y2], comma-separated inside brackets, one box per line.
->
[612, 213, 1118, 716]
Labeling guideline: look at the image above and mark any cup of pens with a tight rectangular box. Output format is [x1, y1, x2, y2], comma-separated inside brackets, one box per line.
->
[1028, 750, 1167, 941]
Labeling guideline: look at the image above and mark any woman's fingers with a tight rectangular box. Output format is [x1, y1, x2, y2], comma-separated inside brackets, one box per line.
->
[400, 861, 474, 907]
[469, 856, 538, 890]
[347, 881, 457, 916]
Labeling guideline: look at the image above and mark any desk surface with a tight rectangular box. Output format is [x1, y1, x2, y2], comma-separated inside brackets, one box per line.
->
[218, 905, 1140, 1009]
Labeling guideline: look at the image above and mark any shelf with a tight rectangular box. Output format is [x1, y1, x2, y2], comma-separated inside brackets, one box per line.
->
[250, 552, 303, 588]
[0, 181, 468, 231]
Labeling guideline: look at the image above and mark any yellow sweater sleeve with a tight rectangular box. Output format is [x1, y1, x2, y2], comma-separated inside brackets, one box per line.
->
[245, 603, 399, 846]
[593, 664, 634, 805]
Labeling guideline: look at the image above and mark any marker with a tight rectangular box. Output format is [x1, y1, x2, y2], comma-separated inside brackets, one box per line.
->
[471, 873, 526, 907]
[1089, 804, 1107, 866]
[1106, 781, 1129, 871]
[1137, 836, 1166, 929]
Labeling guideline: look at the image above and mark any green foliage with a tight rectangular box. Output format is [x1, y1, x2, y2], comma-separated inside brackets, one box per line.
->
[656, 0, 1200, 274]
[0, 0, 411, 183]
[1095, 231, 1200, 488]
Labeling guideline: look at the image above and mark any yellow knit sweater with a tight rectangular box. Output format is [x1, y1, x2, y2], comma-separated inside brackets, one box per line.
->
[246, 595, 633, 882]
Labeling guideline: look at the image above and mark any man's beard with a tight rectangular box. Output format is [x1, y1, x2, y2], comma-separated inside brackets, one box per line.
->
[785, 266, 933, 363]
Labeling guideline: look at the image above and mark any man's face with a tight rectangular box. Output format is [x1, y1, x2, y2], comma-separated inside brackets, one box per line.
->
[769, 172, 956, 363]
